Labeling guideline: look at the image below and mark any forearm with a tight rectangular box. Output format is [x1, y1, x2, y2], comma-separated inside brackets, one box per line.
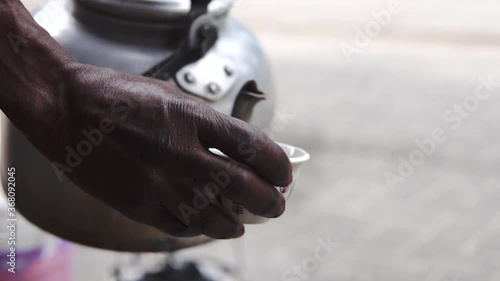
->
[0, 0, 74, 132]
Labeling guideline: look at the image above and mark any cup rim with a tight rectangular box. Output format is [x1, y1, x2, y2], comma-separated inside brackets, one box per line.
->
[276, 142, 310, 164]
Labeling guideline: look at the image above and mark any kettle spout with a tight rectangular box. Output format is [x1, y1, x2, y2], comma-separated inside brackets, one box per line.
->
[231, 84, 266, 123]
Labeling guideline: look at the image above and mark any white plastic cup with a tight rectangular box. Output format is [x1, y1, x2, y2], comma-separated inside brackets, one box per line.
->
[209, 143, 310, 224]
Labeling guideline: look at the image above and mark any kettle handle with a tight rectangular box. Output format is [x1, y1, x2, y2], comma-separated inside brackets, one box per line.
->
[143, 0, 218, 80]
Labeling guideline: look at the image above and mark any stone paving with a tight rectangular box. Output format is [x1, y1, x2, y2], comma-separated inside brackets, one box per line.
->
[17, 1, 500, 280]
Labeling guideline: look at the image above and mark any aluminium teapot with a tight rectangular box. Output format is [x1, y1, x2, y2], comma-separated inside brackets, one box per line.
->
[0, 0, 276, 252]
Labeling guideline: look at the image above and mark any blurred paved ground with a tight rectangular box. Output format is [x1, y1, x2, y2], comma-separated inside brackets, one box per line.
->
[19, 1, 500, 281]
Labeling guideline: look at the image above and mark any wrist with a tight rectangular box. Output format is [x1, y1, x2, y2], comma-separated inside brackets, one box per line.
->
[0, 2, 76, 134]
[0, 1, 32, 34]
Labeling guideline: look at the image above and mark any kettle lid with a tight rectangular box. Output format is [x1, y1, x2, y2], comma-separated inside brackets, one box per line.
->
[75, 0, 234, 22]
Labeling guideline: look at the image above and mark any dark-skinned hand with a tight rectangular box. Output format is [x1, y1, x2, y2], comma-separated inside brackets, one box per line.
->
[0, 0, 292, 239]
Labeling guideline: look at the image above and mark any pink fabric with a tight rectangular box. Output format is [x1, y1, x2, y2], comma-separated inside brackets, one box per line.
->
[0, 242, 72, 281]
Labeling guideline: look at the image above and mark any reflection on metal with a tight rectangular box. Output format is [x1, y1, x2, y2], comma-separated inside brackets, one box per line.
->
[75, 0, 235, 22]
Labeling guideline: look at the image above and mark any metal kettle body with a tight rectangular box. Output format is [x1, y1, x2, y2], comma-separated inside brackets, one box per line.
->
[0, 0, 275, 252]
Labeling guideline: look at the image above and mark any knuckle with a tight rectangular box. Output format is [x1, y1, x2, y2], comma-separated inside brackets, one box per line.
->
[235, 169, 252, 185]
[223, 169, 252, 197]
[165, 142, 202, 163]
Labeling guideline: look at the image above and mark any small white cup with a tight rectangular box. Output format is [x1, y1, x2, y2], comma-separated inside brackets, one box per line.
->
[209, 143, 310, 224]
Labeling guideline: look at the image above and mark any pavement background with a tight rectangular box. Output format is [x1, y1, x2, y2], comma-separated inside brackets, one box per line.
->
[17, 1, 500, 280]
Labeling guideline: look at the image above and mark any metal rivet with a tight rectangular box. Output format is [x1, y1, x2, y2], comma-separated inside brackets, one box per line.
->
[184, 72, 196, 84]
[224, 65, 234, 77]
[207, 83, 220, 95]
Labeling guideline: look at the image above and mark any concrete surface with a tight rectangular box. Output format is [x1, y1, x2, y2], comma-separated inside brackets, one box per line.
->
[16, 0, 500, 280]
